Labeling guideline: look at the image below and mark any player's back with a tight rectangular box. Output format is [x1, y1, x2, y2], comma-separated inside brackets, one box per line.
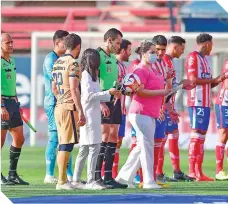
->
[52, 54, 80, 105]
[185, 51, 212, 107]
[43, 51, 59, 106]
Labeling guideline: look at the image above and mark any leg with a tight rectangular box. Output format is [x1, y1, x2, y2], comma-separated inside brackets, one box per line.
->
[73, 145, 89, 182]
[1, 130, 7, 148]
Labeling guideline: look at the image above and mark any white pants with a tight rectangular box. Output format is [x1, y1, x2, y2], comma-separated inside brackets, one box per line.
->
[117, 114, 155, 185]
[73, 143, 100, 183]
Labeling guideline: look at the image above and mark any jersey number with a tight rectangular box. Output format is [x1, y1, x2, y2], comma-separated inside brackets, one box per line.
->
[197, 108, 204, 116]
[225, 109, 228, 117]
[53, 72, 64, 94]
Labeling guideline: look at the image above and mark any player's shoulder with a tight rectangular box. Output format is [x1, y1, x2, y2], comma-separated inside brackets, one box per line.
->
[187, 51, 198, 59]
[46, 51, 58, 60]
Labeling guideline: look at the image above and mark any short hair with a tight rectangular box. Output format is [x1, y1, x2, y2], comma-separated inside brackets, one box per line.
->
[196, 33, 213, 44]
[168, 36, 186, 45]
[104, 28, 123, 42]
[138, 40, 154, 54]
[116, 39, 132, 54]
[53, 30, 69, 42]
[64, 33, 81, 51]
[152, 35, 167, 46]
[81, 48, 100, 82]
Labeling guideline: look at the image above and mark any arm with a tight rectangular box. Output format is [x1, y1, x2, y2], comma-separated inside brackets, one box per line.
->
[136, 84, 169, 98]
[51, 80, 58, 98]
[44, 55, 55, 80]
[1, 96, 9, 121]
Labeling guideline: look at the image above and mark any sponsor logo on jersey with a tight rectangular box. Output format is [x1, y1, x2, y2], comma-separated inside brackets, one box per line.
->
[188, 57, 194, 66]
[201, 72, 211, 79]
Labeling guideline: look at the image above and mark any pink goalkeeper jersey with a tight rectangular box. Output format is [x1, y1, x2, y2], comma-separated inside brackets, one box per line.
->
[129, 62, 164, 118]
[216, 60, 228, 106]
[186, 51, 212, 107]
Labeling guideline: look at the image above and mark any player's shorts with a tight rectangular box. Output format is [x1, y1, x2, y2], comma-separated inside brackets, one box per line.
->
[188, 106, 210, 132]
[54, 103, 79, 145]
[101, 99, 122, 125]
[155, 119, 166, 139]
[215, 104, 228, 129]
[165, 111, 178, 134]
[1, 97, 23, 130]
[118, 114, 126, 137]
[44, 104, 57, 132]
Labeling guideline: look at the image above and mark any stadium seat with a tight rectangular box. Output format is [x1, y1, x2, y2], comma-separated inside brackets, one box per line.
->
[129, 8, 178, 17]
[121, 24, 180, 32]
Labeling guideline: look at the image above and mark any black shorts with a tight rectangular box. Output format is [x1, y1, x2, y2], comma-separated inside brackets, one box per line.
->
[101, 99, 122, 125]
[1, 98, 23, 130]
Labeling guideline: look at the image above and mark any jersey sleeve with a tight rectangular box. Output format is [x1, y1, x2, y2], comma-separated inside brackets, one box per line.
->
[133, 68, 148, 86]
[68, 60, 81, 80]
[222, 60, 228, 74]
[185, 53, 198, 79]
[44, 55, 55, 80]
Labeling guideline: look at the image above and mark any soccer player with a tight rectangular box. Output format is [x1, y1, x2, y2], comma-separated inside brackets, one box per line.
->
[186, 33, 227, 181]
[95, 28, 127, 188]
[112, 39, 132, 178]
[1, 33, 29, 185]
[52, 33, 86, 190]
[215, 59, 228, 180]
[160, 36, 195, 181]
[43, 30, 74, 184]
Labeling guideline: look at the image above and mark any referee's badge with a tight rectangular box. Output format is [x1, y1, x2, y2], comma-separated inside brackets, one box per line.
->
[7, 73, 11, 79]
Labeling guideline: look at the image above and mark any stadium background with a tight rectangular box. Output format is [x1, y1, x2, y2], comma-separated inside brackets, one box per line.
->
[2, 0, 228, 149]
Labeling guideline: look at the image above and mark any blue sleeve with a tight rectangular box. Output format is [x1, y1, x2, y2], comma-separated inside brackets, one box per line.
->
[44, 54, 55, 80]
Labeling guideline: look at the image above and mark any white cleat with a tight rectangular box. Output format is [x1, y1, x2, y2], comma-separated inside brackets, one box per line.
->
[215, 171, 228, 181]
[67, 176, 73, 183]
[85, 181, 106, 190]
[44, 175, 58, 184]
[56, 182, 74, 190]
[71, 181, 85, 189]
[143, 183, 162, 189]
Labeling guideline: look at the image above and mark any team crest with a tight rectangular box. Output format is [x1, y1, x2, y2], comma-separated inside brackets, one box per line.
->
[7, 73, 11, 79]
[198, 118, 203, 124]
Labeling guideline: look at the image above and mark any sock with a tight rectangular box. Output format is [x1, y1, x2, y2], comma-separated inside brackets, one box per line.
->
[154, 139, 162, 181]
[112, 138, 122, 178]
[196, 138, 205, 177]
[188, 137, 200, 176]
[66, 153, 73, 177]
[104, 142, 117, 181]
[45, 131, 58, 176]
[95, 142, 107, 181]
[157, 137, 167, 175]
[168, 133, 180, 172]
[139, 168, 143, 182]
[101, 162, 105, 177]
[9, 146, 22, 176]
[216, 142, 225, 174]
[57, 151, 70, 185]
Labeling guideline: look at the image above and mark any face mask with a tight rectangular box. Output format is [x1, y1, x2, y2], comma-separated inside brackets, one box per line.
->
[148, 53, 157, 64]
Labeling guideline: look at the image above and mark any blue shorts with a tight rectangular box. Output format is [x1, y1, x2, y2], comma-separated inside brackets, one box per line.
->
[118, 114, 126, 137]
[215, 104, 228, 129]
[44, 105, 57, 132]
[155, 119, 166, 139]
[188, 106, 210, 132]
[165, 112, 178, 134]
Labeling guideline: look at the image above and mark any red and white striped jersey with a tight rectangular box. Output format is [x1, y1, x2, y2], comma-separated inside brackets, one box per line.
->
[185, 51, 212, 107]
[152, 59, 167, 84]
[127, 59, 140, 73]
[163, 54, 177, 106]
[117, 60, 127, 115]
[216, 60, 228, 106]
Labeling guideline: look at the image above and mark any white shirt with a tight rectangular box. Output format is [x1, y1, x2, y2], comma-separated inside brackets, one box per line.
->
[80, 70, 111, 145]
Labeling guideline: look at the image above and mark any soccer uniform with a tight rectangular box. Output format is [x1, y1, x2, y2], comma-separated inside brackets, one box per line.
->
[215, 60, 228, 129]
[1, 56, 23, 130]
[52, 54, 81, 145]
[98, 47, 122, 125]
[117, 60, 127, 137]
[186, 51, 212, 132]
[163, 54, 178, 133]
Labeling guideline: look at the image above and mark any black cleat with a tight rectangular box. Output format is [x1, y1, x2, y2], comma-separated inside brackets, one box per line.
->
[1, 173, 15, 185]
[104, 179, 128, 189]
[96, 178, 113, 189]
[8, 174, 29, 185]
[173, 171, 195, 182]
[157, 173, 178, 182]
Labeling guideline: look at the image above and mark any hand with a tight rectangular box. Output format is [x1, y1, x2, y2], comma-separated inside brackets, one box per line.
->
[163, 89, 173, 96]
[100, 103, 110, 117]
[109, 88, 121, 98]
[168, 109, 180, 124]
[78, 111, 86, 126]
[1, 107, 9, 121]
[166, 69, 176, 79]
[181, 79, 196, 90]
[214, 73, 228, 83]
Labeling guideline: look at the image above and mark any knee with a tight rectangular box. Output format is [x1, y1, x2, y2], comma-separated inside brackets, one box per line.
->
[13, 136, 25, 147]
[59, 143, 74, 152]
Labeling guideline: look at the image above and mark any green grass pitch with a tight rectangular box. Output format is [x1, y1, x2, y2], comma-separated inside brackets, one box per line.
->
[1, 146, 228, 198]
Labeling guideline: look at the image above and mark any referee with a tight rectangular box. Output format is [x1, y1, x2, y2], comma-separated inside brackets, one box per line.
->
[1, 33, 29, 185]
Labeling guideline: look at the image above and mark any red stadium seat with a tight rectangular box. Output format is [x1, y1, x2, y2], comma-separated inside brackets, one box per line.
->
[121, 24, 180, 32]
[129, 8, 178, 17]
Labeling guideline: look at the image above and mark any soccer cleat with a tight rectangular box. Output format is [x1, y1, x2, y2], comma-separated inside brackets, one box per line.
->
[143, 183, 162, 189]
[104, 179, 128, 189]
[85, 181, 106, 190]
[133, 174, 141, 184]
[156, 180, 169, 188]
[96, 179, 113, 189]
[215, 171, 228, 181]
[157, 173, 178, 182]
[173, 171, 195, 182]
[1, 174, 15, 185]
[8, 174, 29, 185]
[67, 176, 73, 183]
[196, 174, 215, 182]
[44, 175, 58, 184]
[71, 181, 85, 189]
[115, 177, 136, 189]
[56, 182, 74, 190]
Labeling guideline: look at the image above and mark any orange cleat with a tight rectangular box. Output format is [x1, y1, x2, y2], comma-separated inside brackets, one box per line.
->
[196, 174, 215, 182]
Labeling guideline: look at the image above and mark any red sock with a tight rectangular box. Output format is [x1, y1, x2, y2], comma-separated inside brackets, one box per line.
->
[188, 137, 200, 176]
[168, 133, 180, 172]
[101, 162, 105, 177]
[139, 168, 143, 182]
[216, 142, 225, 174]
[154, 139, 162, 181]
[196, 138, 205, 177]
[112, 148, 120, 178]
[156, 137, 167, 175]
